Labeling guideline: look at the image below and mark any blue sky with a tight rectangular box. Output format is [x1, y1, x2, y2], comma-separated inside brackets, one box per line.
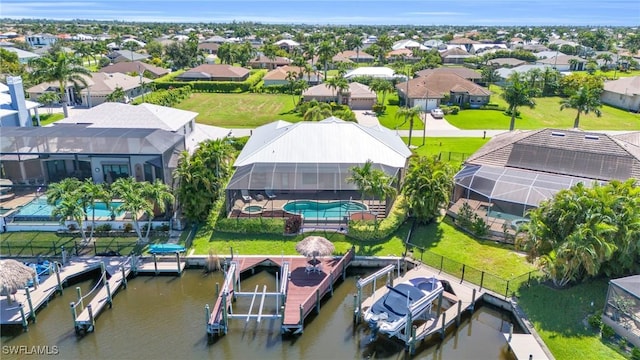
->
[2, 0, 639, 26]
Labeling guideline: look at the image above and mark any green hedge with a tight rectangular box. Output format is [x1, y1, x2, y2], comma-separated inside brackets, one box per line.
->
[215, 217, 285, 234]
[153, 69, 266, 93]
[154, 70, 185, 82]
[348, 195, 408, 241]
[132, 86, 192, 106]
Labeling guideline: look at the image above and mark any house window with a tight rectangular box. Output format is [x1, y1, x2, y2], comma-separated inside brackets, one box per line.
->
[143, 164, 154, 182]
[102, 164, 130, 183]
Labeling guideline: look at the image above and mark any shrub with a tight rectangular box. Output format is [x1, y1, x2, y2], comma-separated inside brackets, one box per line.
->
[587, 312, 603, 330]
[601, 324, 616, 339]
[372, 104, 386, 114]
[215, 217, 285, 234]
[471, 216, 489, 237]
[631, 347, 640, 360]
[132, 86, 192, 107]
[285, 215, 302, 234]
[67, 223, 77, 231]
[95, 223, 112, 232]
[156, 224, 170, 232]
[504, 109, 521, 118]
[123, 223, 133, 233]
[348, 196, 407, 241]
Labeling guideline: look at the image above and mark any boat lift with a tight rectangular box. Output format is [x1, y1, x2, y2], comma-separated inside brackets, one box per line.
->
[206, 260, 290, 338]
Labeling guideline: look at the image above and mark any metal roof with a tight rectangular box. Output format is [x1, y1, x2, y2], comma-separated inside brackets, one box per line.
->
[233, 118, 411, 168]
[610, 275, 640, 297]
[0, 125, 183, 155]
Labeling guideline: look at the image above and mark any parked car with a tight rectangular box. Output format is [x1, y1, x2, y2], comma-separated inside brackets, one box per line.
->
[430, 108, 444, 119]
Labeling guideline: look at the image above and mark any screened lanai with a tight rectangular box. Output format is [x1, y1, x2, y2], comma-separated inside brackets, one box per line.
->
[452, 164, 602, 217]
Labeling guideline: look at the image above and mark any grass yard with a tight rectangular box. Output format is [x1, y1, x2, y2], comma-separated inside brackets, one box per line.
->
[377, 93, 425, 131]
[518, 279, 626, 360]
[407, 137, 490, 163]
[446, 85, 640, 131]
[36, 113, 65, 126]
[174, 93, 303, 128]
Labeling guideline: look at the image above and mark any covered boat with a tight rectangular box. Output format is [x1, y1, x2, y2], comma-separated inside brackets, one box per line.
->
[364, 276, 443, 338]
[148, 244, 186, 254]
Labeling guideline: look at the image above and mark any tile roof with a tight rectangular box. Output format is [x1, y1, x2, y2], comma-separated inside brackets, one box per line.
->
[99, 61, 170, 77]
[177, 64, 250, 79]
[396, 72, 491, 99]
[603, 76, 640, 95]
[416, 67, 482, 80]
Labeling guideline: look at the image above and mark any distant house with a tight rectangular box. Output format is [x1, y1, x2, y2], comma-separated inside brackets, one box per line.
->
[99, 61, 170, 79]
[601, 76, 640, 112]
[440, 47, 473, 64]
[448, 37, 480, 53]
[27, 72, 152, 108]
[176, 64, 250, 82]
[536, 55, 586, 71]
[332, 50, 375, 64]
[247, 55, 291, 70]
[262, 65, 322, 86]
[274, 39, 300, 52]
[487, 58, 528, 68]
[495, 64, 555, 86]
[25, 33, 57, 48]
[396, 72, 491, 110]
[198, 42, 220, 55]
[392, 39, 427, 51]
[470, 43, 508, 55]
[416, 67, 482, 83]
[344, 67, 406, 81]
[302, 82, 377, 110]
[107, 50, 150, 63]
[3, 47, 40, 64]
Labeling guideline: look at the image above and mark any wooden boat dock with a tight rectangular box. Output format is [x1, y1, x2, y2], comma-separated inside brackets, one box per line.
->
[355, 264, 484, 353]
[206, 248, 355, 337]
[72, 257, 133, 335]
[503, 333, 550, 360]
[1, 257, 111, 328]
[133, 253, 186, 275]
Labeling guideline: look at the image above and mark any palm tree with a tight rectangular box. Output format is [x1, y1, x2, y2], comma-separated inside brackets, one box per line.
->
[80, 180, 111, 240]
[286, 70, 299, 106]
[347, 160, 374, 203]
[52, 195, 89, 243]
[73, 42, 92, 65]
[141, 180, 174, 239]
[369, 79, 394, 109]
[395, 106, 422, 146]
[480, 66, 500, 91]
[29, 51, 91, 118]
[501, 73, 536, 131]
[376, 35, 393, 64]
[302, 42, 317, 67]
[46, 178, 82, 206]
[303, 103, 332, 121]
[111, 177, 152, 242]
[345, 34, 364, 63]
[106, 86, 126, 103]
[560, 85, 603, 128]
[38, 91, 61, 114]
[402, 156, 454, 224]
[317, 40, 336, 80]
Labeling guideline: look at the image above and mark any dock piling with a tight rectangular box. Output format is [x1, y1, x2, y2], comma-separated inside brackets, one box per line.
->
[25, 286, 35, 323]
[471, 288, 476, 312]
[440, 312, 446, 339]
[87, 304, 95, 327]
[205, 304, 210, 332]
[456, 300, 462, 327]
[329, 273, 334, 296]
[55, 264, 63, 294]
[121, 266, 127, 288]
[215, 282, 219, 298]
[76, 287, 83, 312]
[353, 294, 359, 324]
[70, 302, 76, 324]
[176, 252, 181, 275]
[508, 323, 513, 342]
[153, 254, 158, 275]
[105, 281, 112, 308]
[315, 289, 320, 313]
[299, 304, 304, 330]
[19, 304, 28, 331]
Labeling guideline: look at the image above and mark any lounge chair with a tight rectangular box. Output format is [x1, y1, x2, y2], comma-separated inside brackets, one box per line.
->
[241, 189, 252, 202]
[265, 189, 276, 200]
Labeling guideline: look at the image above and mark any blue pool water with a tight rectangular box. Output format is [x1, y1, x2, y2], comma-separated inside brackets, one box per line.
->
[14, 197, 123, 218]
[283, 200, 367, 220]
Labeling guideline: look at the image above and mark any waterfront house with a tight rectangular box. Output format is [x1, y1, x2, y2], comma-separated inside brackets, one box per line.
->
[176, 64, 250, 82]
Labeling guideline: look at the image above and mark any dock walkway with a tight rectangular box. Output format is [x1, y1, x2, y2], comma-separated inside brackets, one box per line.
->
[504, 333, 550, 360]
[1, 257, 114, 327]
[73, 257, 132, 334]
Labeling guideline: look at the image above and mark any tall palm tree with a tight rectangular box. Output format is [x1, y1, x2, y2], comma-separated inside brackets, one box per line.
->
[376, 35, 393, 64]
[347, 160, 374, 203]
[395, 106, 422, 146]
[317, 40, 336, 80]
[29, 51, 91, 118]
[80, 180, 111, 239]
[345, 34, 364, 63]
[46, 178, 82, 206]
[111, 177, 152, 242]
[369, 79, 394, 109]
[52, 195, 89, 244]
[286, 70, 299, 106]
[560, 85, 603, 128]
[402, 156, 454, 224]
[106, 86, 126, 103]
[480, 66, 499, 91]
[302, 42, 317, 67]
[501, 73, 536, 131]
[142, 180, 175, 239]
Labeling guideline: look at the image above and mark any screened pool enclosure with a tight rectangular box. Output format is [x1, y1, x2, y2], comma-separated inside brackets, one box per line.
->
[452, 165, 602, 217]
[603, 275, 640, 347]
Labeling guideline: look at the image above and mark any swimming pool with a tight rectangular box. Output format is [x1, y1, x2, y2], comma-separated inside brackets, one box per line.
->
[283, 200, 367, 220]
[13, 197, 123, 219]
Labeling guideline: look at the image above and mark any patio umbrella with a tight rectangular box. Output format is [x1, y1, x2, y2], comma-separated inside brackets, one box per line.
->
[0, 259, 36, 304]
[295, 236, 335, 263]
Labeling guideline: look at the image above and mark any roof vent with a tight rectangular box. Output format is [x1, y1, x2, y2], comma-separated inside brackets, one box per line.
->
[585, 135, 600, 140]
[551, 131, 565, 137]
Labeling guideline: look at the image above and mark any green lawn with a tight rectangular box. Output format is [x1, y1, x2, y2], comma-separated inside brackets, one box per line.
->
[377, 93, 425, 131]
[407, 137, 490, 163]
[174, 93, 302, 127]
[36, 113, 65, 126]
[518, 280, 626, 360]
[446, 85, 640, 131]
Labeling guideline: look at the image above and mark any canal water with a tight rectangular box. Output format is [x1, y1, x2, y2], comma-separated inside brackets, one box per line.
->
[1, 269, 516, 359]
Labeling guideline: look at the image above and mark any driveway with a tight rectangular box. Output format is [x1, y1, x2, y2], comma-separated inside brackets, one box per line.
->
[353, 110, 381, 127]
[423, 113, 460, 131]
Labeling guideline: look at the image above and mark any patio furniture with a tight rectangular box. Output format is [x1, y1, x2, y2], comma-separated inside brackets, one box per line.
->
[241, 189, 252, 202]
[265, 189, 276, 200]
